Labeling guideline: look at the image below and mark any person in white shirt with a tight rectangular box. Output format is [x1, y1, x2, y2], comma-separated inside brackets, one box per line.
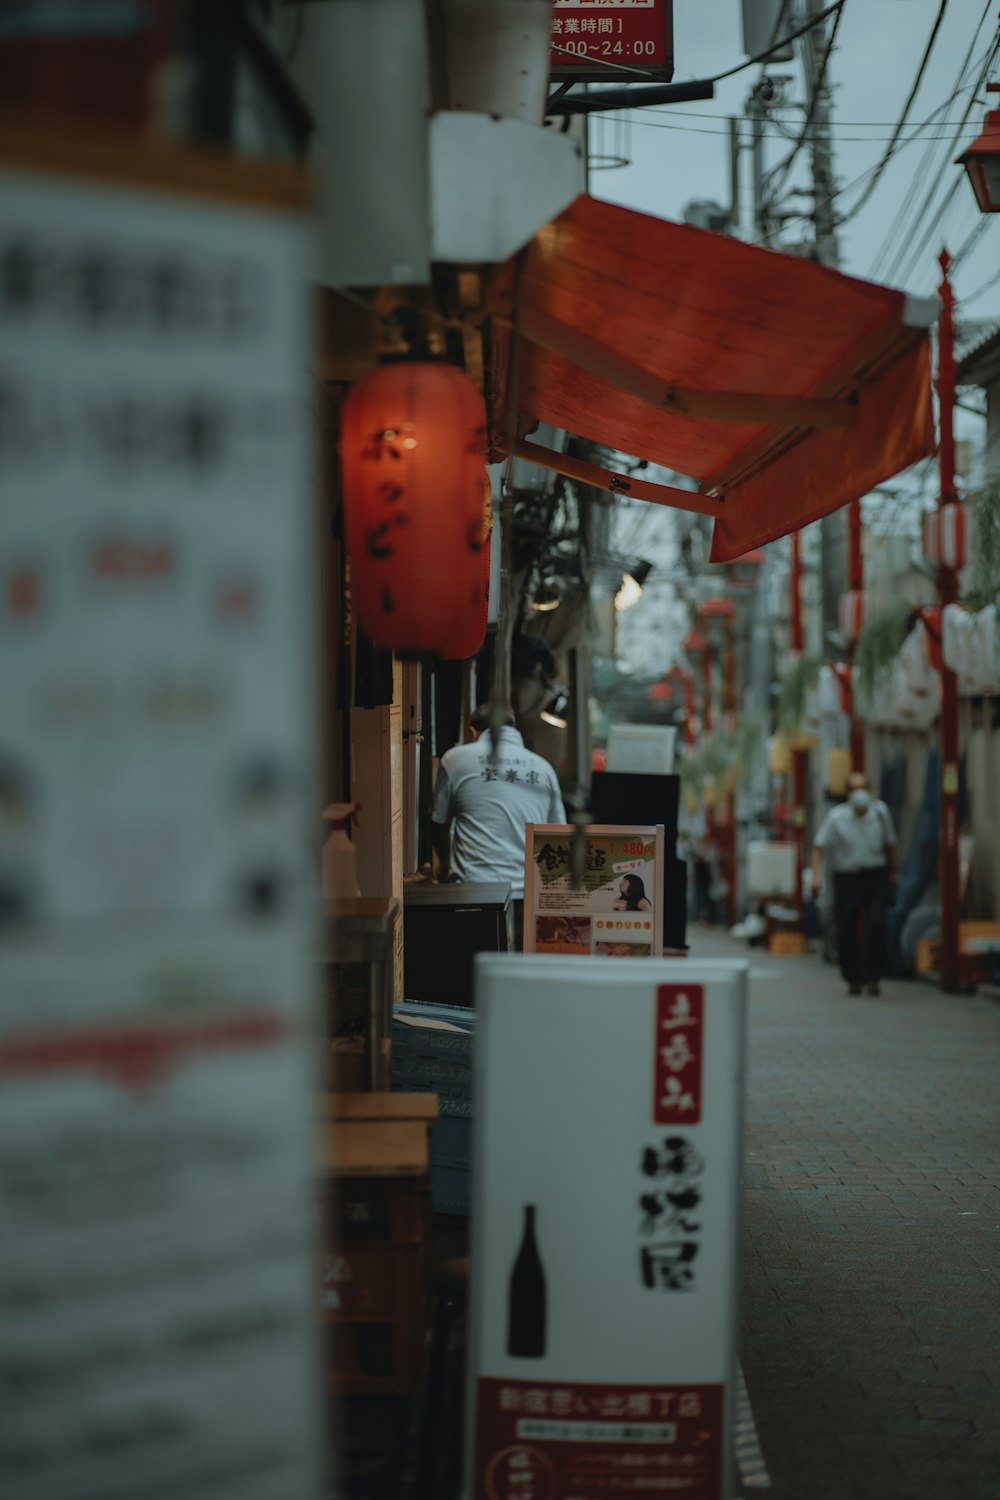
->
[431, 707, 566, 944]
[811, 772, 897, 996]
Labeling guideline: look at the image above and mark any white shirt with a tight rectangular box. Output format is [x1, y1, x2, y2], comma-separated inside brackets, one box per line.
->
[432, 728, 566, 897]
[814, 799, 896, 874]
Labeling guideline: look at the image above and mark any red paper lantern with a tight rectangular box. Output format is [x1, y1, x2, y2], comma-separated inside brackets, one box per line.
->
[340, 362, 487, 653]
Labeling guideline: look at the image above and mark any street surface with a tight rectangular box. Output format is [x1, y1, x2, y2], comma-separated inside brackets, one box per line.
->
[691, 927, 1000, 1500]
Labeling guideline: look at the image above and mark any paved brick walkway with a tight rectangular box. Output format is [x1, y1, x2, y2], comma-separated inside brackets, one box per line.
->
[690, 927, 1000, 1500]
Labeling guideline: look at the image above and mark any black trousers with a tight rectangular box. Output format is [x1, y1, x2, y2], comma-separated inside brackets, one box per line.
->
[834, 866, 890, 986]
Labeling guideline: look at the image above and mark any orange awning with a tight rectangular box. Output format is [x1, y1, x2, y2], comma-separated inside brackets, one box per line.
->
[499, 196, 935, 560]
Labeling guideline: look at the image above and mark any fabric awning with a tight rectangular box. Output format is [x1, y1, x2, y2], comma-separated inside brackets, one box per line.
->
[497, 196, 935, 560]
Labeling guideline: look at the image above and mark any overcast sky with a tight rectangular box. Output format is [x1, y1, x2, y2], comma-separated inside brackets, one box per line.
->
[589, 0, 1000, 327]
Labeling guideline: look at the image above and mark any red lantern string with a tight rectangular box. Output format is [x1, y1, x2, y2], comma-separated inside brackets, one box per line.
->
[340, 362, 487, 653]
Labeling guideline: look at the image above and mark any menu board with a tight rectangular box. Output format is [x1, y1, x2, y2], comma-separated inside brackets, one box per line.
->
[0, 149, 321, 1499]
[466, 955, 747, 1500]
[524, 825, 665, 957]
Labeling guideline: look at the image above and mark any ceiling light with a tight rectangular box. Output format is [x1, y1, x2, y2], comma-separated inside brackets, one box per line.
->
[540, 690, 569, 729]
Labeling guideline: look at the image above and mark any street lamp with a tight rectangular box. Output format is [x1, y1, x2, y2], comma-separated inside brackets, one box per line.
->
[723, 548, 766, 590]
[614, 559, 653, 612]
[540, 688, 570, 729]
[956, 84, 1000, 214]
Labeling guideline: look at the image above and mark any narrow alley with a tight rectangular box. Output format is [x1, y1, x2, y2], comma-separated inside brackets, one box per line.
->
[693, 930, 1000, 1500]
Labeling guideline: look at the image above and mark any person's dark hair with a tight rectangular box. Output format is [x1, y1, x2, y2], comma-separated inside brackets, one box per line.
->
[620, 873, 647, 909]
[470, 704, 516, 732]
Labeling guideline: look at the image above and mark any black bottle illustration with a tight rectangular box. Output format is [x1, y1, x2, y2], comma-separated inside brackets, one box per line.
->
[507, 1204, 547, 1358]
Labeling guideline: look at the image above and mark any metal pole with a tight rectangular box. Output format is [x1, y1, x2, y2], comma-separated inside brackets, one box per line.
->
[937, 249, 961, 994]
[790, 529, 807, 923]
[724, 620, 737, 926]
[701, 651, 715, 887]
[802, 0, 848, 703]
[847, 498, 866, 773]
[728, 116, 742, 235]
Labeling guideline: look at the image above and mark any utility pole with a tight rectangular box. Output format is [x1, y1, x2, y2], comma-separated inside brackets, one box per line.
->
[802, 0, 839, 266]
[800, 0, 848, 672]
[936, 250, 961, 995]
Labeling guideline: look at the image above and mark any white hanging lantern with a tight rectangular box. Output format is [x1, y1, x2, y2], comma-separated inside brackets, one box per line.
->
[922, 503, 967, 571]
[837, 589, 867, 642]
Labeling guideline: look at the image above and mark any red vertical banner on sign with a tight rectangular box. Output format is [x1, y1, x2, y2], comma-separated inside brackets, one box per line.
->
[653, 984, 704, 1125]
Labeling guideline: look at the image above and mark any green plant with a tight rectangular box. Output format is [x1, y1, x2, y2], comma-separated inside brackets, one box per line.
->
[968, 473, 1000, 612]
[778, 653, 822, 733]
[679, 728, 738, 806]
[734, 712, 767, 788]
[853, 597, 915, 709]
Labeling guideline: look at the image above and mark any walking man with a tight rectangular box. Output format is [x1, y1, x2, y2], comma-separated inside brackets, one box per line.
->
[811, 773, 897, 996]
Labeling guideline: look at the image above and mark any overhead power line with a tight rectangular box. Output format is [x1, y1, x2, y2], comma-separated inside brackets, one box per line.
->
[597, 113, 986, 144]
[886, 29, 1000, 285]
[871, 3, 997, 280]
[761, 0, 846, 206]
[837, 0, 949, 226]
[547, 0, 846, 114]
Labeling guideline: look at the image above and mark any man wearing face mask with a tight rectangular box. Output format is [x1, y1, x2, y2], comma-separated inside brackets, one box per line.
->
[811, 773, 898, 996]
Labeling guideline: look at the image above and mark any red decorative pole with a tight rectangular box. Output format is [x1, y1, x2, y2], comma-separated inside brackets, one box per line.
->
[847, 499, 866, 773]
[682, 673, 696, 747]
[937, 250, 961, 993]
[668, 665, 696, 748]
[789, 530, 807, 923]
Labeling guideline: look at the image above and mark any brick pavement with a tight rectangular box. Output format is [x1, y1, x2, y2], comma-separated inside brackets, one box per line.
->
[689, 926, 1000, 1500]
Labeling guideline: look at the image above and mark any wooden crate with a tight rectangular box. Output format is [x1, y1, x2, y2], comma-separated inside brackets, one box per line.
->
[768, 930, 806, 956]
[915, 937, 939, 975]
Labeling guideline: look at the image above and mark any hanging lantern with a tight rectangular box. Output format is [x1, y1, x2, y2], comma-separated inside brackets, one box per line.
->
[697, 596, 736, 650]
[956, 85, 1000, 213]
[922, 503, 967, 572]
[340, 361, 487, 653]
[681, 629, 709, 668]
[724, 547, 766, 590]
[838, 589, 867, 643]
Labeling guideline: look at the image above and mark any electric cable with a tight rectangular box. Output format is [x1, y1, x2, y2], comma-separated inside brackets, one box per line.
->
[594, 112, 987, 143]
[950, 213, 992, 271]
[888, 31, 1000, 285]
[547, 0, 846, 114]
[836, 0, 949, 225]
[832, 75, 981, 210]
[962, 261, 1000, 304]
[760, 0, 846, 206]
[873, 8, 997, 280]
